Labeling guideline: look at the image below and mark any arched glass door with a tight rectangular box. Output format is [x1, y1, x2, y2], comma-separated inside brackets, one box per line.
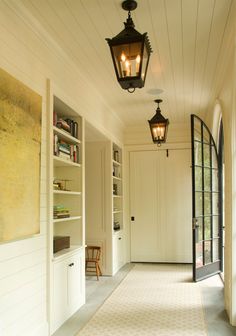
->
[191, 115, 222, 281]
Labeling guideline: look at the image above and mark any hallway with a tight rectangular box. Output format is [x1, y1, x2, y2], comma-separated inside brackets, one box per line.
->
[53, 263, 236, 336]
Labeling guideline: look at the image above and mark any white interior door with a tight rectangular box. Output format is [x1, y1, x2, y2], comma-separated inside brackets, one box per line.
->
[130, 149, 192, 263]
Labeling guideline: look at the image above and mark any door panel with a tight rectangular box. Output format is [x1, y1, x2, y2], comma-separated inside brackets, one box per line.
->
[191, 114, 222, 281]
[130, 151, 160, 262]
[130, 149, 191, 263]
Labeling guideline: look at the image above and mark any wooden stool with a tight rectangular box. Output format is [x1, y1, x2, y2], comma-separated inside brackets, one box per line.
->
[85, 246, 102, 280]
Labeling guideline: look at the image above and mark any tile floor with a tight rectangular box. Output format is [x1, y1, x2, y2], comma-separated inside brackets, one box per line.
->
[53, 263, 236, 336]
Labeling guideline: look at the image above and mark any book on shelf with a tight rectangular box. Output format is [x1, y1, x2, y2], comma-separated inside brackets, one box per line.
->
[53, 204, 70, 219]
[58, 151, 71, 161]
[65, 119, 78, 138]
[58, 144, 71, 155]
[113, 150, 120, 162]
[54, 134, 59, 155]
[73, 121, 78, 138]
[53, 110, 58, 126]
[72, 145, 79, 164]
[113, 166, 121, 178]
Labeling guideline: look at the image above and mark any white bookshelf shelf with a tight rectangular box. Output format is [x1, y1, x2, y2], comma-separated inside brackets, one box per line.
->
[53, 126, 81, 144]
[53, 155, 81, 167]
[113, 176, 122, 181]
[53, 190, 81, 195]
[113, 159, 122, 166]
[53, 245, 84, 261]
[53, 215, 82, 223]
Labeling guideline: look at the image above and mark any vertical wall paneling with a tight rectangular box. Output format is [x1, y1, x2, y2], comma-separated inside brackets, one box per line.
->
[85, 141, 112, 275]
[0, 93, 48, 335]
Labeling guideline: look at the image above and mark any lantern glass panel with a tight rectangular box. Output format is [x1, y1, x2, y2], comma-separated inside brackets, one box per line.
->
[112, 42, 142, 78]
[141, 43, 149, 81]
[151, 122, 166, 141]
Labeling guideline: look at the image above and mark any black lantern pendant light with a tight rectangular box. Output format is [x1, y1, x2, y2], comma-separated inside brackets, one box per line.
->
[148, 99, 169, 145]
[106, 0, 152, 93]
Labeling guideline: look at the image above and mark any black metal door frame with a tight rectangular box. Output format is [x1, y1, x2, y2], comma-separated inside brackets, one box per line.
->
[191, 114, 222, 281]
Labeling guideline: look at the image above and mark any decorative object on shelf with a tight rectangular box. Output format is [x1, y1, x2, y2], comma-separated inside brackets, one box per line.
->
[53, 204, 70, 219]
[53, 235, 70, 253]
[106, 0, 152, 93]
[53, 179, 72, 191]
[53, 112, 78, 138]
[148, 99, 169, 146]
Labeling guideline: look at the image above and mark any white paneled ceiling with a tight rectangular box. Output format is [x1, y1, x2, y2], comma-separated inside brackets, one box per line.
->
[21, 0, 235, 127]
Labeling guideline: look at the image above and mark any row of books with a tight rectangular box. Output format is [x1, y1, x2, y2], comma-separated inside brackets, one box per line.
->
[54, 204, 70, 219]
[54, 135, 80, 163]
[53, 111, 79, 139]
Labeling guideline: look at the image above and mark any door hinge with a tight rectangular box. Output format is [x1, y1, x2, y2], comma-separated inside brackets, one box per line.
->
[192, 218, 198, 229]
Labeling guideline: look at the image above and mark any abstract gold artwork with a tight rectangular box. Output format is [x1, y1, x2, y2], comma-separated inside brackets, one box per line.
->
[0, 68, 42, 242]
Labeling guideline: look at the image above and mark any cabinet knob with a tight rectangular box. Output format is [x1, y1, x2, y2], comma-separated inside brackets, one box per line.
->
[118, 237, 122, 240]
[68, 263, 74, 267]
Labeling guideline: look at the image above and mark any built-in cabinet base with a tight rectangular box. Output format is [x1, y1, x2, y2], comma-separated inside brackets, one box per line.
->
[51, 248, 85, 333]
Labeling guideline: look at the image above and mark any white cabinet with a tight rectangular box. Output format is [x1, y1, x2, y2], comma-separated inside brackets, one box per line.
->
[52, 249, 85, 333]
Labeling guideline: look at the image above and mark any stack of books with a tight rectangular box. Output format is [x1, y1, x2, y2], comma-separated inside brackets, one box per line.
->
[53, 205, 70, 219]
[58, 141, 71, 161]
[56, 118, 71, 133]
[53, 111, 78, 138]
[54, 135, 79, 163]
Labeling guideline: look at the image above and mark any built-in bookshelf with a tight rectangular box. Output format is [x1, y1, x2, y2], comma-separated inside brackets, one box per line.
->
[48, 86, 85, 333]
[52, 96, 83, 256]
[112, 143, 123, 232]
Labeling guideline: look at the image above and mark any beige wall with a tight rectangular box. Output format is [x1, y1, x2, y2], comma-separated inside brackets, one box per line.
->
[204, 26, 236, 324]
[220, 48, 236, 325]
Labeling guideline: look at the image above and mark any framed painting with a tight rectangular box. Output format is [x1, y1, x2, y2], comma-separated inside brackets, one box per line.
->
[0, 68, 42, 242]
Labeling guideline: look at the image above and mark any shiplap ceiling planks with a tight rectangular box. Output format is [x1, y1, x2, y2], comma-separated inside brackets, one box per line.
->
[20, 0, 235, 126]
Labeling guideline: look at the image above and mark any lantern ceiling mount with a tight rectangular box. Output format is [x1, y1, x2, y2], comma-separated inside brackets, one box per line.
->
[106, 0, 152, 93]
[122, 0, 137, 11]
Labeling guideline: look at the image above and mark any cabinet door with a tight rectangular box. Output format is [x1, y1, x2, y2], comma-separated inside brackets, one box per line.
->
[68, 250, 85, 315]
[113, 232, 124, 274]
[52, 259, 68, 333]
[52, 250, 85, 333]
[117, 232, 124, 269]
